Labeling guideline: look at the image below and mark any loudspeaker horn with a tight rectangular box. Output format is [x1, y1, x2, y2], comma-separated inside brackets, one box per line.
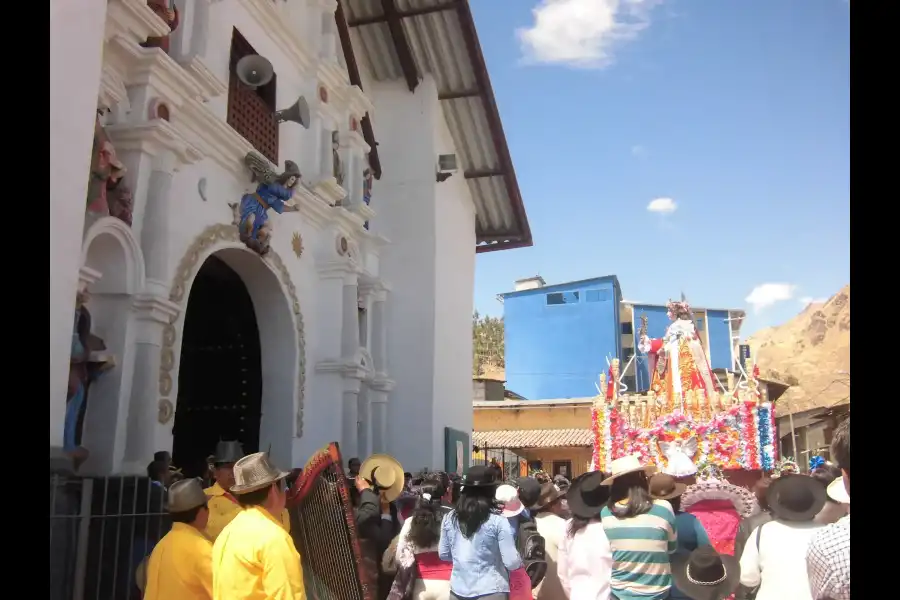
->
[236, 54, 274, 89]
[274, 96, 311, 129]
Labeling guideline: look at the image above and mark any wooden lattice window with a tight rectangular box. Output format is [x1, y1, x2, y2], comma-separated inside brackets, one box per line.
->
[227, 28, 279, 164]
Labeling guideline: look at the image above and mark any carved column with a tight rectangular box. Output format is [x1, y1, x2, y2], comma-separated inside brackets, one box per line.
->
[122, 294, 180, 474]
[370, 288, 388, 374]
[142, 150, 176, 296]
[341, 281, 361, 357]
[368, 378, 395, 455]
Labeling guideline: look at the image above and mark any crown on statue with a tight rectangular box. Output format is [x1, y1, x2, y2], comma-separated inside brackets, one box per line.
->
[666, 296, 693, 321]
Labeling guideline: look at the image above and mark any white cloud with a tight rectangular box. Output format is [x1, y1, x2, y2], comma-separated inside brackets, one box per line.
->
[631, 144, 647, 157]
[745, 283, 797, 312]
[517, 0, 663, 69]
[647, 197, 676, 214]
[799, 296, 828, 306]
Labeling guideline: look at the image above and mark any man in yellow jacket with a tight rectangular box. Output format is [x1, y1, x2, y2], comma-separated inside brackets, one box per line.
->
[205, 440, 291, 540]
[212, 452, 306, 600]
[144, 478, 214, 600]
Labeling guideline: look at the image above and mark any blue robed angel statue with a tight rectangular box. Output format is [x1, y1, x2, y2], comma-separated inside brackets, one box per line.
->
[231, 151, 302, 256]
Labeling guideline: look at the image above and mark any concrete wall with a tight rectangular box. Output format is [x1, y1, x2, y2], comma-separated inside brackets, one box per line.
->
[474, 403, 592, 431]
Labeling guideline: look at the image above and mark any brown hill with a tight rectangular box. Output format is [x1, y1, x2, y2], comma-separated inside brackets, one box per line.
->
[749, 285, 850, 415]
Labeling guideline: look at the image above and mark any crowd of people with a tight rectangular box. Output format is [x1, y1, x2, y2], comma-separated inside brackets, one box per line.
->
[134, 417, 848, 600]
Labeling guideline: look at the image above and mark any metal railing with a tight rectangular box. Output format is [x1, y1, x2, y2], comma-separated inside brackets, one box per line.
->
[472, 447, 528, 480]
[50, 473, 171, 600]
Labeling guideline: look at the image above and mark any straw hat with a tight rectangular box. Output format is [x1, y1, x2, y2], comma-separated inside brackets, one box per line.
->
[496, 484, 524, 518]
[601, 454, 657, 486]
[167, 478, 208, 513]
[229, 452, 291, 495]
[826, 476, 850, 504]
[671, 546, 741, 600]
[359, 454, 406, 502]
[212, 440, 244, 465]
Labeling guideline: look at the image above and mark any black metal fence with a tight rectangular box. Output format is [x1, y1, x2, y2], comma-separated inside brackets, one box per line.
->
[471, 447, 528, 481]
[50, 473, 171, 600]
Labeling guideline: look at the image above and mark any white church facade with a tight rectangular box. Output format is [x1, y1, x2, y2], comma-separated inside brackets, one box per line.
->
[49, 0, 532, 477]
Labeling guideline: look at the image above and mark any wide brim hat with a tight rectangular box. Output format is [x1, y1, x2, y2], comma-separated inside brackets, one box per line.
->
[213, 440, 245, 465]
[671, 546, 741, 600]
[360, 454, 406, 503]
[766, 473, 827, 522]
[567, 471, 611, 519]
[496, 484, 524, 517]
[230, 452, 291, 495]
[461, 465, 500, 489]
[601, 454, 657, 486]
[167, 478, 208, 513]
[534, 482, 567, 510]
[827, 476, 850, 504]
[648, 473, 688, 501]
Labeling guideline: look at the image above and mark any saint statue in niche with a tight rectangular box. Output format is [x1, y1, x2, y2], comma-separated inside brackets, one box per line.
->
[86, 117, 134, 226]
[142, 0, 180, 54]
[332, 131, 344, 188]
[230, 151, 301, 256]
[66, 288, 116, 469]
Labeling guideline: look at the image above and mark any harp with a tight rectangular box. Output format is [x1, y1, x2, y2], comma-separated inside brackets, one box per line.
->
[286, 443, 375, 600]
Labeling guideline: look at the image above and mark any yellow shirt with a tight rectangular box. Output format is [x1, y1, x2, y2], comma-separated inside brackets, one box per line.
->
[212, 506, 306, 600]
[144, 522, 213, 600]
[204, 483, 291, 541]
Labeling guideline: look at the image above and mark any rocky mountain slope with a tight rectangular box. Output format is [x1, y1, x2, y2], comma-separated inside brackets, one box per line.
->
[749, 285, 850, 414]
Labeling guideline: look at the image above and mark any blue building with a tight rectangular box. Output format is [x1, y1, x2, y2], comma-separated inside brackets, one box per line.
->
[500, 276, 745, 400]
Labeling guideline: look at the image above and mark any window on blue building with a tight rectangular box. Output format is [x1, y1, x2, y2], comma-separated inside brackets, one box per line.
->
[585, 289, 609, 302]
[621, 321, 633, 335]
[546, 291, 579, 305]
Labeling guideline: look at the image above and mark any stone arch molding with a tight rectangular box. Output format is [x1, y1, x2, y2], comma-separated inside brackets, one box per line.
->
[158, 223, 308, 437]
[81, 216, 146, 294]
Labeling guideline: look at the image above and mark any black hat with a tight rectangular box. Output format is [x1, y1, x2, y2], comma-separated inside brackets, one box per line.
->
[766, 474, 827, 522]
[516, 476, 542, 508]
[566, 471, 610, 520]
[671, 546, 741, 600]
[461, 465, 499, 488]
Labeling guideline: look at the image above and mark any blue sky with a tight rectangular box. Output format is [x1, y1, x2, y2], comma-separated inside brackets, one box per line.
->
[469, 0, 850, 336]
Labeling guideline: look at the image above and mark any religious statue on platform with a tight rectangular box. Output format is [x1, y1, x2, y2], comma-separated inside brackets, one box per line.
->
[658, 437, 699, 477]
[66, 288, 116, 469]
[142, 0, 180, 54]
[230, 151, 301, 256]
[86, 118, 133, 226]
[332, 131, 344, 187]
[638, 295, 719, 414]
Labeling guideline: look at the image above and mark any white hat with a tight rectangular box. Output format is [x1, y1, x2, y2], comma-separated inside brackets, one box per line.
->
[601, 454, 657, 486]
[827, 476, 850, 504]
[496, 483, 524, 517]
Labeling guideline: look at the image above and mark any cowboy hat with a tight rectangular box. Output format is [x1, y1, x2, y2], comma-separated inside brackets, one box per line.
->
[212, 440, 244, 465]
[496, 484, 525, 518]
[461, 465, 500, 489]
[566, 471, 611, 520]
[534, 482, 566, 510]
[671, 546, 741, 600]
[167, 478, 208, 513]
[826, 476, 850, 504]
[360, 454, 406, 503]
[648, 473, 687, 501]
[229, 452, 291, 495]
[601, 454, 657, 486]
[766, 474, 827, 522]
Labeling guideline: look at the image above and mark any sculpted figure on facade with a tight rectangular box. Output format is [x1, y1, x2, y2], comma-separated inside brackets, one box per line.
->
[332, 131, 344, 187]
[142, 0, 180, 54]
[230, 151, 301, 256]
[86, 118, 133, 227]
[66, 288, 115, 468]
[362, 158, 374, 230]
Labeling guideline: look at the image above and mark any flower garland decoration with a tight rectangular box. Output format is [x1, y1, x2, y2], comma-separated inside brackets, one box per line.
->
[757, 402, 775, 471]
[590, 400, 607, 471]
[769, 401, 778, 461]
[809, 455, 826, 471]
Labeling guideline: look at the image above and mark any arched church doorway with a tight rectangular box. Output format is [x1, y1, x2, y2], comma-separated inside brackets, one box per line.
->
[172, 255, 263, 478]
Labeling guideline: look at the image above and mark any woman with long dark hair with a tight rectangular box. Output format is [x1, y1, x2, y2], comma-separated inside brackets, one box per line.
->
[391, 475, 454, 600]
[438, 466, 523, 600]
[557, 472, 613, 600]
[599, 455, 676, 600]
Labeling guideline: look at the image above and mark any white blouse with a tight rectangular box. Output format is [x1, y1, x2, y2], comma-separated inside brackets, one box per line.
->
[557, 519, 613, 600]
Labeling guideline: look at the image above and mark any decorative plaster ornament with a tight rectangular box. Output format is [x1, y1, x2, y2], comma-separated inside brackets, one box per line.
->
[158, 399, 174, 424]
[198, 177, 208, 202]
[336, 236, 349, 256]
[291, 231, 304, 258]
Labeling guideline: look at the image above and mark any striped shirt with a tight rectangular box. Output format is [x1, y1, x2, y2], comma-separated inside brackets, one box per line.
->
[600, 499, 677, 600]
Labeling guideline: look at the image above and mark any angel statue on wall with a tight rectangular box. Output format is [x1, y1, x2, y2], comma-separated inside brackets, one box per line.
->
[658, 437, 699, 477]
[230, 152, 301, 256]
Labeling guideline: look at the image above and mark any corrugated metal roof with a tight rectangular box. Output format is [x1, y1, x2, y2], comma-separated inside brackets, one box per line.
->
[343, 0, 531, 251]
[473, 429, 594, 449]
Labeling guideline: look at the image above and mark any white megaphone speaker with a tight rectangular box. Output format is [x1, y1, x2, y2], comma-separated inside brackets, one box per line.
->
[274, 96, 311, 129]
[236, 55, 274, 89]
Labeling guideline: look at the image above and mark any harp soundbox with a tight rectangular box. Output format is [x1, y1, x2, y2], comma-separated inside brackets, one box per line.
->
[286, 443, 375, 600]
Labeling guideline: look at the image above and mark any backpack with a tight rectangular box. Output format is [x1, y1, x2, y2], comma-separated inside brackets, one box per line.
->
[516, 515, 547, 589]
